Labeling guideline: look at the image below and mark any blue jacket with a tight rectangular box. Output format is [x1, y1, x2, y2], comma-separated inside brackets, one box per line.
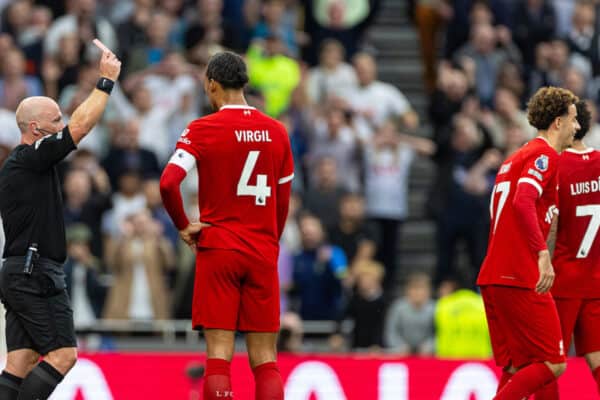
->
[293, 245, 347, 320]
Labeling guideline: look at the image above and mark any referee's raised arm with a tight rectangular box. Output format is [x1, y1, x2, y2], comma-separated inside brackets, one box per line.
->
[10, 43, 121, 172]
[68, 47, 121, 145]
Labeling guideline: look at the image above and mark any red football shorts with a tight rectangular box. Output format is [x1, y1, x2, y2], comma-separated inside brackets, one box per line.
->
[554, 297, 600, 356]
[192, 248, 280, 332]
[481, 285, 566, 369]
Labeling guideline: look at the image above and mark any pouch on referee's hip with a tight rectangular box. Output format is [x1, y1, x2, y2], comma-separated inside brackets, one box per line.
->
[22, 243, 39, 274]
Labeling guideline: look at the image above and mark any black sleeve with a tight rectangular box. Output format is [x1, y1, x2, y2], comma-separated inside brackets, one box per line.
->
[335, 294, 355, 334]
[91, 192, 113, 213]
[363, 221, 381, 248]
[356, 0, 383, 32]
[16, 126, 77, 172]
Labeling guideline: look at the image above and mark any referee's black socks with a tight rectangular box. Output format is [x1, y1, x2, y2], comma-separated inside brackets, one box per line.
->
[0, 370, 23, 400]
[17, 361, 63, 400]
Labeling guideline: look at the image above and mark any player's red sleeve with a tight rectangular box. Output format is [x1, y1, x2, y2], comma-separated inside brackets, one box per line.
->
[513, 181, 548, 254]
[276, 128, 294, 239]
[160, 163, 190, 231]
[276, 181, 291, 239]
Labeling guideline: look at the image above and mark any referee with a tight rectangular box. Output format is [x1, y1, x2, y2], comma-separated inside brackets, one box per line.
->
[0, 45, 120, 400]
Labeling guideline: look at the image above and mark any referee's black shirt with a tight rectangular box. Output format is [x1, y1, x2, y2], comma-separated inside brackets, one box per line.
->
[0, 127, 76, 263]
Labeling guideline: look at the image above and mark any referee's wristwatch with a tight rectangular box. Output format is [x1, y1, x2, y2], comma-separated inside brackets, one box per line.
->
[96, 77, 114, 95]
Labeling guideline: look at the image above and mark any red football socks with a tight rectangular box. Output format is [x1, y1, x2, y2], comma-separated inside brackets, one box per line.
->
[495, 363, 555, 400]
[534, 380, 559, 400]
[203, 358, 233, 400]
[253, 362, 283, 400]
[497, 371, 513, 393]
[593, 366, 600, 394]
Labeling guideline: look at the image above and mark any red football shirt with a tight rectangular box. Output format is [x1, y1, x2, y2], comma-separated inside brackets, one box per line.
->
[552, 148, 600, 298]
[175, 105, 294, 264]
[477, 137, 559, 289]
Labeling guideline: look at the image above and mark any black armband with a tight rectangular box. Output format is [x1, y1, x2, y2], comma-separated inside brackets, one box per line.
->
[96, 77, 114, 95]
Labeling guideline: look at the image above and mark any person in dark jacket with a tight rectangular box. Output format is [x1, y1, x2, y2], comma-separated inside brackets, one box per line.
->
[293, 213, 348, 320]
[101, 118, 160, 189]
[333, 260, 386, 351]
[63, 163, 112, 259]
[63, 224, 106, 326]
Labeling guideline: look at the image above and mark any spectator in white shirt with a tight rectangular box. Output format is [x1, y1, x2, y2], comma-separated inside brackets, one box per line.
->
[308, 107, 362, 192]
[121, 53, 199, 164]
[306, 39, 357, 106]
[340, 52, 419, 140]
[364, 120, 435, 290]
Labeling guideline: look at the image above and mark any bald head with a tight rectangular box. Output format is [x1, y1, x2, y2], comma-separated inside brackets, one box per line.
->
[15, 96, 64, 144]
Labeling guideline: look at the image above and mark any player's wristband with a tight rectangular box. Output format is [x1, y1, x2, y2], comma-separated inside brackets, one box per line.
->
[96, 77, 114, 95]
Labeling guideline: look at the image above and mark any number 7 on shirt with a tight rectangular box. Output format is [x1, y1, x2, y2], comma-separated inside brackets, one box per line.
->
[575, 204, 600, 258]
[490, 181, 511, 234]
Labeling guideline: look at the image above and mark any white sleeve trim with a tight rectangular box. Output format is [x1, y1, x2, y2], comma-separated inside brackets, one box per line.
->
[518, 177, 543, 197]
[168, 149, 196, 173]
[34, 136, 48, 150]
[278, 173, 294, 184]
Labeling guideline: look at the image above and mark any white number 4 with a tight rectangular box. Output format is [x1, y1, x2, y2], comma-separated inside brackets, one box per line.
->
[237, 151, 271, 206]
[576, 204, 600, 258]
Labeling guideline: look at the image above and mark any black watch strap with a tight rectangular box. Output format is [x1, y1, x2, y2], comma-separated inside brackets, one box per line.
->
[96, 77, 114, 94]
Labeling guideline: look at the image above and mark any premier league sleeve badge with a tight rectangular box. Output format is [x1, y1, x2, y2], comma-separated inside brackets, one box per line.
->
[535, 154, 549, 172]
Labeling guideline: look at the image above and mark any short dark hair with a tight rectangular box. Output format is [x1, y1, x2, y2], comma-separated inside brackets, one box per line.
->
[320, 38, 344, 56]
[205, 51, 249, 90]
[527, 87, 578, 130]
[574, 100, 591, 141]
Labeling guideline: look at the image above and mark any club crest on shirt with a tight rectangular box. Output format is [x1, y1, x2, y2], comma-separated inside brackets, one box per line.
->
[534, 155, 549, 172]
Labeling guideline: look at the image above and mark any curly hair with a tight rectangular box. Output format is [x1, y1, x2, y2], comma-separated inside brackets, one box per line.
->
[527, 87, 578, 131]
[574, 100, 591, 141]
[205, 51, 249, 90]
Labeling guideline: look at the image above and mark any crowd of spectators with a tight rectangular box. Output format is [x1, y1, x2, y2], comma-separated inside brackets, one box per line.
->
[0, 0, 596, 356]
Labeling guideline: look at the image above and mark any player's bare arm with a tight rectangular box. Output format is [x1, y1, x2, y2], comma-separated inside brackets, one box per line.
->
[68, 40, 121, 144]
[546, 214, 558, 256]
[536, 249, 555, 294]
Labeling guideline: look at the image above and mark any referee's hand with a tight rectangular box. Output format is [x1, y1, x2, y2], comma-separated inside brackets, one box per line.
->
[97, 44, 121, 81]
[179, 222, 211, 251]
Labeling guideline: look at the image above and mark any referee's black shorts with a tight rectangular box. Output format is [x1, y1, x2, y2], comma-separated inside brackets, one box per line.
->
[0, 257, 77, 355]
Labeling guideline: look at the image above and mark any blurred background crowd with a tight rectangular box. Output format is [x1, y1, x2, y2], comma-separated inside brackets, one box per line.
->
[0, 0, 598, 357]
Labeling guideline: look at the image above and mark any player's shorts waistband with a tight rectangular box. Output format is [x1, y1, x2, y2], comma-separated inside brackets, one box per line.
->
[2, 256, 62, 269]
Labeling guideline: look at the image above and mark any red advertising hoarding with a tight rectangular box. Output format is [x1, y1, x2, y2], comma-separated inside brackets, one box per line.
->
[40, 353, 596, 399]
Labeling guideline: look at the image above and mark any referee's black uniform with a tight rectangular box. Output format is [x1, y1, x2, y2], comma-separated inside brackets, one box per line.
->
[0, 126, 77, 356]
